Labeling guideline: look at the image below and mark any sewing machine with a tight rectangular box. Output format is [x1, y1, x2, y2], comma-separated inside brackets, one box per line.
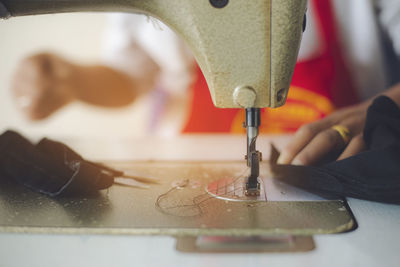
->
[2, 0, 354, 253]
[2, 1, 400, 262]
[0, 0, 307, 196]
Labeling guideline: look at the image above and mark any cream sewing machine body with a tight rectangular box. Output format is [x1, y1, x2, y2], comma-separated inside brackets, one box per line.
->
[0, 0, 307, 194]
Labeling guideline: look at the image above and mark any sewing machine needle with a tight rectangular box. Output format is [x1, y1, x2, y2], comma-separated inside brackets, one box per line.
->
[245, 108, 262, 196]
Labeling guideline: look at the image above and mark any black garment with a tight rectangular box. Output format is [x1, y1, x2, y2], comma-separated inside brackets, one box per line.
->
[272, 96, 400, 204]
[0, 131, 117, 196]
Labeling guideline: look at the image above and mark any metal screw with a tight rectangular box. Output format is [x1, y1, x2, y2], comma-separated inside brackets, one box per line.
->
[209, 0, 229, 8]
[277, 89, 285, 103]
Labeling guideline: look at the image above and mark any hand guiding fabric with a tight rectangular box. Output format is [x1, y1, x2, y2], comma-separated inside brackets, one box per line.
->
[277, 103, 369, 165]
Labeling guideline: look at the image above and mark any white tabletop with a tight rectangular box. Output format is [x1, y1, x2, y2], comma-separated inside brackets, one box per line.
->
[0, 135, 399, 267]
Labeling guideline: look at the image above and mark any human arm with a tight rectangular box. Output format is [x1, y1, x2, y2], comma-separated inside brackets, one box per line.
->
[11, 51, 159, 120]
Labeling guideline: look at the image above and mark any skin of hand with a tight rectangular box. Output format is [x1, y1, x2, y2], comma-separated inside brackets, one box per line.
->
[11, 52, 159, 120]
[277, 83, 400, 165]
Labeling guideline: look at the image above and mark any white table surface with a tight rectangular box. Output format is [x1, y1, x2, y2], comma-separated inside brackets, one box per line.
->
[0, 135, 399, 267]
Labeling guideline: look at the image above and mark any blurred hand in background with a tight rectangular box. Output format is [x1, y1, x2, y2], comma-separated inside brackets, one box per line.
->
[11, 51, 159, 120]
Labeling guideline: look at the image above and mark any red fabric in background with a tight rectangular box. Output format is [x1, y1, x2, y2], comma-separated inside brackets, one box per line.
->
[182, 67, 238, 132]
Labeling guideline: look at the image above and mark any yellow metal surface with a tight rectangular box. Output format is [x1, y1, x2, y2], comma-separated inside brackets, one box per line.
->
[0, 161, 355, 236]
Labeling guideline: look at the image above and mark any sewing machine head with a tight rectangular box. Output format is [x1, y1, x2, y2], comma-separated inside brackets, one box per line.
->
[0, 0, 307, 109]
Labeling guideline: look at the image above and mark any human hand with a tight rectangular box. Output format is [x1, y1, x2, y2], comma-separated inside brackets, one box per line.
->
[277, 102, 371, 166]
[272, 96, 400, 204]
[11, 53, 78, 120]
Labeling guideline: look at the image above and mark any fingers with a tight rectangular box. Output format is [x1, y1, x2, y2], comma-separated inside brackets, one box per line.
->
[291, 128, 344, 165]
[337, 134, 366, 160]
[277, 121, 329, 164]
[277, 103, 369, 165]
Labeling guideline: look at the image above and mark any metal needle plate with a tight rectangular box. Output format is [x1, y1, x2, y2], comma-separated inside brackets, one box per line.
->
[0, 161, 356, 236]
[206, 177, 267, 202]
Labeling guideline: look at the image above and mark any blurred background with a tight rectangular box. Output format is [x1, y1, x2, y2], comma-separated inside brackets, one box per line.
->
[0, 13, 151, 140]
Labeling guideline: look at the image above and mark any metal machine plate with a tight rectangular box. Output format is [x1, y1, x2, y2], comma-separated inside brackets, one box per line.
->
[0, 161, 355, 236]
